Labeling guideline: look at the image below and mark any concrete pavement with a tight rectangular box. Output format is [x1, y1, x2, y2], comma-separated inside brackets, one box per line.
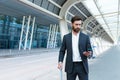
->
[89, 46, 120, 80]
[0, 46, 120, 80]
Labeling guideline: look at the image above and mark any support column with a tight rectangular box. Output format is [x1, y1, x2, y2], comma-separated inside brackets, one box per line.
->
[19, 16, 25, 50]
[47, 24, 59, 48]
[117, 36, 120, 46]
[59, 19, 69, 40]
[47, 24, 52, 48]
[24, 15, 31, 50]
[29, 17, 35, 50]
[53, 25, 58, 48]
[82, 16, 94, 30]
[92, 25, 100, 33]
[19, 15, 35, 50]
[51, 24, 56, 48]
[82, 16, 95, 35]
[99, 37, 103, 52]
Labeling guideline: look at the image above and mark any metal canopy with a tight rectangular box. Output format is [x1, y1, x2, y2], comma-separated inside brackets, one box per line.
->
[0, 0, 61, 25]
[65, 2, 113, 43]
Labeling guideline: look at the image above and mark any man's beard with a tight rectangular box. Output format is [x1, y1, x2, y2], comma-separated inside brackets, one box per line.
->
[72, 27, 80, 33]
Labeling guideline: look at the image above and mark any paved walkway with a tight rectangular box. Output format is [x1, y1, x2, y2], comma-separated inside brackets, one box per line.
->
[89, 46, 120, 80]
[0, 46, 120, 80]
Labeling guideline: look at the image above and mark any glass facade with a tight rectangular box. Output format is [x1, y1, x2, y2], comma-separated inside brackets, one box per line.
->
[28, 0, 60, 15]
[0, 14, 61, 49]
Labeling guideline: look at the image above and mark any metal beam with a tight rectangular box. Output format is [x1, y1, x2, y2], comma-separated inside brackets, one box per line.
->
[48, 0, 62, 8]
[73, 5, 88, 18]
[101, 21, 120, 26]
[29, 17, 35, 50]
[93, 0, 114, 40]
[67, 11, 74, 17]
[82, 16, 94, 30]
[24, 15, 31, 50]
[47, 24, 52, 48]
[59, 0, 81, 19]
[19, 0, 62, 19]
[92, 25, 100, 33]
[19, 16, 25, 50]
[94, 11, 119, 18]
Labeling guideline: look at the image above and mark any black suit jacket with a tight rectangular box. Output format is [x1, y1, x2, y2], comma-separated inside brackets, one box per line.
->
[58, 32, 93, 73]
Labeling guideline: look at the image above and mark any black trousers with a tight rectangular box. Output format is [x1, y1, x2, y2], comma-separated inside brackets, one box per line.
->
[67, 62, 88, 80]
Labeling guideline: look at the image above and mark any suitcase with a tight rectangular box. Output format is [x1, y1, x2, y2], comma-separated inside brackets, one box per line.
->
[60, 70, 63, 80]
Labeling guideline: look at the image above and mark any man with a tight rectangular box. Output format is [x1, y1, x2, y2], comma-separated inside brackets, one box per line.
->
[58, 16, 93, 80]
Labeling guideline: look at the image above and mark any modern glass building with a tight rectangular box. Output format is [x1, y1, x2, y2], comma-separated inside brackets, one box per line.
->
[0, 15, 61, 49]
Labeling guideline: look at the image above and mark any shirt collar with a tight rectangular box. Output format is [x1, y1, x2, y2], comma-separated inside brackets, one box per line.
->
[72, 31, 80, 36]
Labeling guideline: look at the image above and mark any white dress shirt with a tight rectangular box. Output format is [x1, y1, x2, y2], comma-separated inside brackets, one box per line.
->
[72, 32, 82, 62]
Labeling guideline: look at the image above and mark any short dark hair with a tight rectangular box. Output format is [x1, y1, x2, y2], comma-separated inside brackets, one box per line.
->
[71, 16, 82, 23]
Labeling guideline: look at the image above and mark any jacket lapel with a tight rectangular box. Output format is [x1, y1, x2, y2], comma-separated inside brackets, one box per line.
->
[78, 32, 83, 57]
[78, 32, 82, 48]
[69, 33, 72, 51]
[68, 33, 73, 58]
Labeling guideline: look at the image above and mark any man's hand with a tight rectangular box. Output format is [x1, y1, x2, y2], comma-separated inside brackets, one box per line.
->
[83, 51, 92, 57]
[58, 62, 63, 70]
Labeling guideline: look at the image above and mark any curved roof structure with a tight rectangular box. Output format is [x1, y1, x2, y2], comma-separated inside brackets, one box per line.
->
[82, 0, 120, 43]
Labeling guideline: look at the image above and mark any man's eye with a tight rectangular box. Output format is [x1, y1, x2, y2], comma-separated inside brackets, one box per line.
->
[75, 24, 81, 25]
